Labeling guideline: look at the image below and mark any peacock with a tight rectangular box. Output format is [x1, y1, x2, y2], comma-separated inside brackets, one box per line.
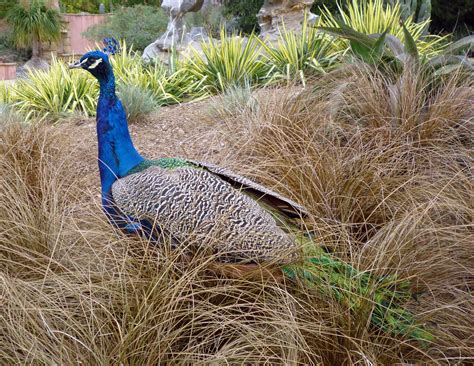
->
[68, 39, 432, 344]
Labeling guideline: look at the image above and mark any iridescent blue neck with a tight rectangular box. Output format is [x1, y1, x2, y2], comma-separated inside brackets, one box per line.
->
[96, 70, 144, 200]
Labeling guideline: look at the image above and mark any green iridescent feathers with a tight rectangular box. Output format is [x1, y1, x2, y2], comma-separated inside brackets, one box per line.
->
[282, 255, 433, 344]
[125, 158, 194, 176]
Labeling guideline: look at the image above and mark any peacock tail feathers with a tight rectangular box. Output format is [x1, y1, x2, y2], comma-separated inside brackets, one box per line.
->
[281, 255, 434, 344]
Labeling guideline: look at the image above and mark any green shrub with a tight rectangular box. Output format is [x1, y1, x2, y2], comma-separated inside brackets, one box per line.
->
[319, 22, 474, 86]
[0, 0, 17, 18]
[117, 84, 158, 123]
[0, 82, 11, 104]
[83, 5, 168, 51]
[222, 0, 263, 34]
[60, 0, 161, 14]
[211, 81, 258, 118]
[182, 31, 270, 96]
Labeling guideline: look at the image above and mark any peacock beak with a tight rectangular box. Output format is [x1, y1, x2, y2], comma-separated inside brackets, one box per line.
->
[68, 61, 82, 69]
[68, 58, 87, 69]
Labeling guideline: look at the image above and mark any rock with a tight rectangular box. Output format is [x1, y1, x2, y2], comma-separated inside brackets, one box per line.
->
[23, 57, 50, 72]
[257, 0, 317, 41]
[142, 0, 206, 61]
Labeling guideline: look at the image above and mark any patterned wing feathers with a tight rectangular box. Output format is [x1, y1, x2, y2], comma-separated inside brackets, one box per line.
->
[188, 160, 308, 219]
[111, 166, 299, 263]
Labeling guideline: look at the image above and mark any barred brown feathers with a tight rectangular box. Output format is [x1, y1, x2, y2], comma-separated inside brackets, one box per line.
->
[111, 165, 300, 263]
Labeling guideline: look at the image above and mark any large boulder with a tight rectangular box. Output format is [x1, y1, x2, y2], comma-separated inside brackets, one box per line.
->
[142, 0, 206, 60]
[258, 0, 317, 40]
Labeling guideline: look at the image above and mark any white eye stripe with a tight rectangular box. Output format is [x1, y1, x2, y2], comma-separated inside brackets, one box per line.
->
[80, 57, 89, 65]
[88, 58, 103, 69]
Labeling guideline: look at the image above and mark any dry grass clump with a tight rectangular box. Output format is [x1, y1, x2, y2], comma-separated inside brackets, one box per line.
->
[0, 121, 329, 364]
[221, 65, 474, 363]
[1, 64, 473, 364]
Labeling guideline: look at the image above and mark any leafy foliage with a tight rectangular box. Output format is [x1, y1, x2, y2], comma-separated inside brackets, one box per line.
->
[6, 0, 61, 54]
[311, 0, 343, 15]
[384, 0, 431, 24]
[59, 0, 161, 14]
[0, 0, 17, 18]
[83, 5, 168, 52]
[0, 81, 12, 104]
[111, 42, 183, 106]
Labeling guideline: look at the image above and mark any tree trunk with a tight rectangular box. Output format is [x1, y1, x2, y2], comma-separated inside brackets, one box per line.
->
[24, 33, 49, 71]
[31, 33, 41, 59]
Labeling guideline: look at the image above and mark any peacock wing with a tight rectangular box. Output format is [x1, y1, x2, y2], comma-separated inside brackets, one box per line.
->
[188, 160, 308, 219]
[111, 165, 299, 263]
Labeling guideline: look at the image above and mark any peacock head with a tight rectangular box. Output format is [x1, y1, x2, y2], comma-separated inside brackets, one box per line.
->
[69, 50, 111, 79]
[69, 38, 119, 81]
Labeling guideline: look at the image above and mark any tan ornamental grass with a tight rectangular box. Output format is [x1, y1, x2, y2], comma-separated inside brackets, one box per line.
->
[1, 63, 473, 364]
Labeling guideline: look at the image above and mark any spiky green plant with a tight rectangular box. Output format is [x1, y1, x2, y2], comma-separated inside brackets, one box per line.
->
[5, 42, 186, 121]
[182, 30, 270, 96]
[318, 22, 473, 79]
[6, 0, 61, 61]
[258, 17, 338, 84]
[111, 42, 182, 106]
[319, 0, 445, 56]
[8, 57, 97, 120]
[0, 82, 12, 104]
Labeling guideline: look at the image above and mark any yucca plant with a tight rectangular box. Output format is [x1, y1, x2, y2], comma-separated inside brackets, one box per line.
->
[6, 0, 61, 68]
[182, 30, 270, 96]
[8, 57, 98, 120]
[259, 16, 339, 85]
[318, 22, 473, 83]
[111, 42, 182, 106]
[319, 0, 446, 56]
[0, 82, 12, 104]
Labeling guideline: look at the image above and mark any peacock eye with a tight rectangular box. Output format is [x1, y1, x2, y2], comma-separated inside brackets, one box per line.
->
[86, 58, 103, 70]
